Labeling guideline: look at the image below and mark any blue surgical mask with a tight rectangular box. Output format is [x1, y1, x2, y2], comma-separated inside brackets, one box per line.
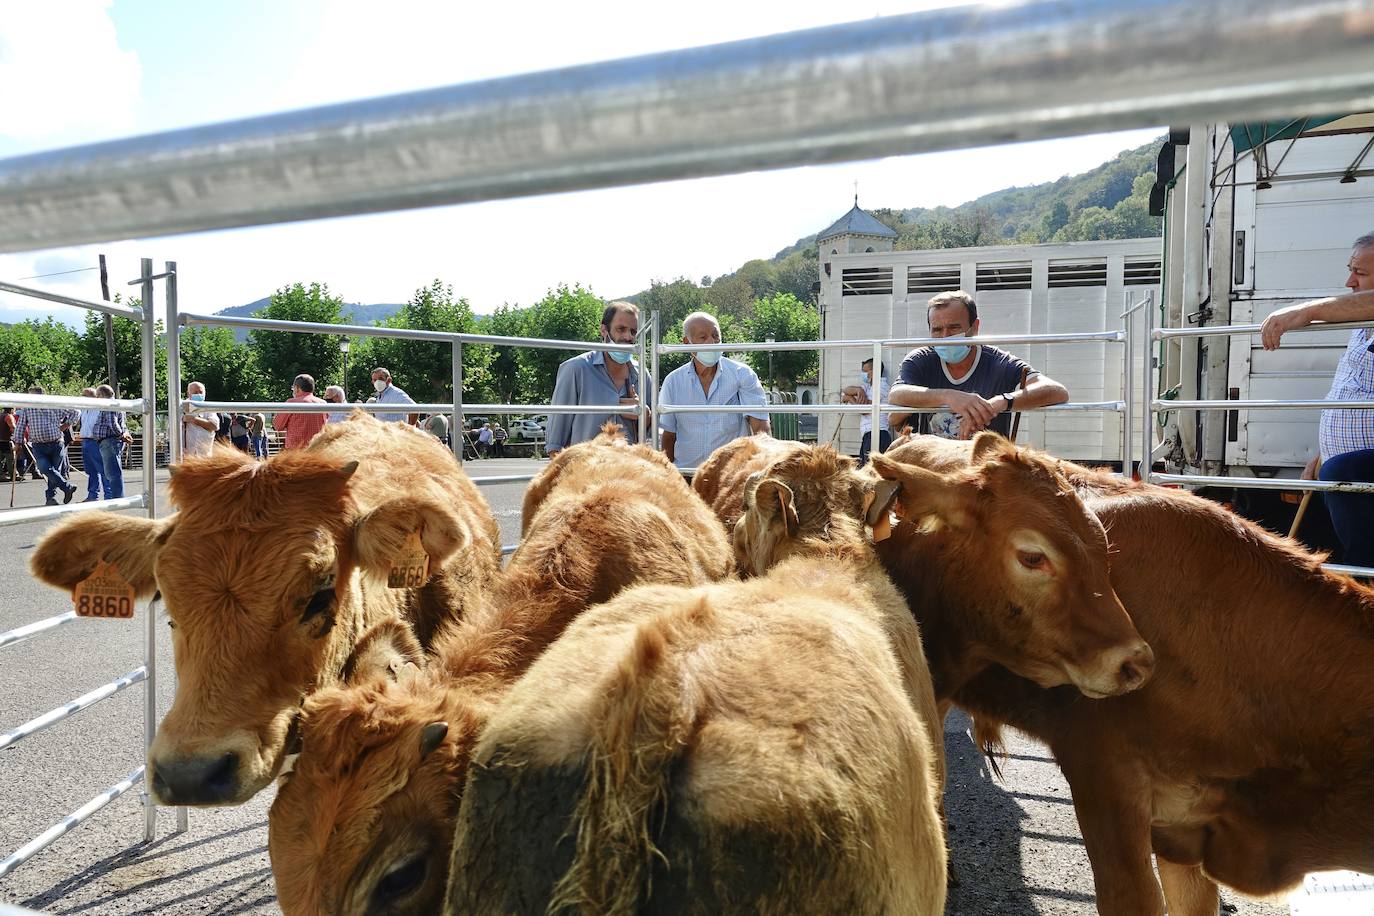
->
[933, 333, 973, 363]
[188, 393, 205, 402]
[694, 349, 722, 367]
[607, 349, 633, 364]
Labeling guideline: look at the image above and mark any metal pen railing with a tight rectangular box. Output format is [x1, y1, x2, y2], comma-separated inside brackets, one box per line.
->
[0, 267, 181, 882]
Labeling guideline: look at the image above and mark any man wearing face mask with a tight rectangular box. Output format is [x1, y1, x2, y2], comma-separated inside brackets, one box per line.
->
[889, 290, 1068, 440]
[370, 367, 417, 425]
[659, 311, 770, 468]
[182, 381, 220, 458]
[545, 301, 648, 458]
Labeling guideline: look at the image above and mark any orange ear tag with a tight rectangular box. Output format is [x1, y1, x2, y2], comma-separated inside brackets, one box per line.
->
[72, 560, 137, 619]
[860, 491, 894, 543]
[387, 531, 431, 589]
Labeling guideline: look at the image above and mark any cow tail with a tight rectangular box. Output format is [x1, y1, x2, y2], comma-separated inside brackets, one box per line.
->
[971, 715, 1008, 780]
[550, 600, 707, 915]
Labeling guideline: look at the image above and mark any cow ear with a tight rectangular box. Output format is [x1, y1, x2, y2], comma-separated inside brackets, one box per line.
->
[971, 431, 1016, 464]
[30, 514, 170, 597]
[344, 618, 425, 684]
[733, 474, 797, 577]
[754, 477, 799, 538]
[353, 496, 472, 579]
[419, 722, 449, 760]
[870, 453, 973, 531]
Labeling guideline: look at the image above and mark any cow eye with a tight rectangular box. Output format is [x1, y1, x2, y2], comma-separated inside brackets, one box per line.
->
[1017, 549, 1048, 570]
[301, 587, 334, 622]
[373, 855, 426, 904]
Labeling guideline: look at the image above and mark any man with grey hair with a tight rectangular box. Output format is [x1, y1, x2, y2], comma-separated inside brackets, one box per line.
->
[1261, 231, 1374, 566]
[77, 386, 106, 502]
[546, 301, 649, 457]
[182, 381, 219, 458]
[89, 384, 132, 499]
[322, 385, 349, 423]
[370, 367, 417, 425]
[659, 310, 769, 468]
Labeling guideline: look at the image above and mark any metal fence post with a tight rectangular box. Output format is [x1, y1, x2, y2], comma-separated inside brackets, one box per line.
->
[165, 263, 182, 467]
[451, 339, 463, 462]
[1122, 292, 1134, 479]
[138, 258, 158, 842]
[1141, 289, 1155, 484]
[651, 310, 661, 450]
[870, 340, 883, 456]
[637, 317, 649, 445]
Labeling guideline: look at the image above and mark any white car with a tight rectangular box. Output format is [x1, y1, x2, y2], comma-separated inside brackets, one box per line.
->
[510, 419, 544, 440]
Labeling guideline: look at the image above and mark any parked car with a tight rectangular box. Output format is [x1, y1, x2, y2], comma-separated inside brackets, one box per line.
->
[509, 419, 544, 441]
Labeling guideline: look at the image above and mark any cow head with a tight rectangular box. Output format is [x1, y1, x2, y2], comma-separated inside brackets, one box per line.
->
[874, 433, 1153, 699]
[28, 448, 473, 806]
[269, 641, 488, 916]
[732, 445, 901, 575]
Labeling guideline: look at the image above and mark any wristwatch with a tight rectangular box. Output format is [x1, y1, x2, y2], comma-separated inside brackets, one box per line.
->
[1002, 389, 1020, 408]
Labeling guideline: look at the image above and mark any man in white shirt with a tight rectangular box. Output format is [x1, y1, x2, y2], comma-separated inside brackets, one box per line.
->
[370, 368, 417, 424]
[182, 381, 219, 458]
[323, 385, 349, 423]
[78, 387, 106, 501]
[841, 358, 891, 465]
[659, 311, 770, 469]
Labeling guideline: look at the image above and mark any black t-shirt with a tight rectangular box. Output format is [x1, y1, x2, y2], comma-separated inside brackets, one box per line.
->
[897, 345, 1033, 438]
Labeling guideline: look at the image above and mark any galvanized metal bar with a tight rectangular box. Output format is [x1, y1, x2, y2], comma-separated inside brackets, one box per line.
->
[1153, 319, 1374, 340]
[0, 279, 142, 319]
[1141, 288, 1156, 484]
[1156, 399, 1374, 411]
[1151, 473, 1374, 494]
[184, 400, 622, 415]
[1322, 562, 1374, 580]
[500, 544, 518, 556]
[0, 391, 143, 412]
[659, 401, 1126, 414]
[0, 766, 145, 880]
[651, 310, 662, 450]
[138, 259, 158, 844]
[637, 319, 649, 445]
[870, 340, 883, 450]
[472, 474, 540, 486]
[165, 261, 183, 466]
[1121, 292, 1134, 476]
[452, 341, 463, 462]
[658, 330, 1126, 353]
[0, 612, 79, 651]
[4, 0, 1374, 252]
[0, 666, 148, 752]
[0, 494, 144, 528]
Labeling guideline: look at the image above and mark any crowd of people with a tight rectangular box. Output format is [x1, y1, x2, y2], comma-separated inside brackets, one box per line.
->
[5, 236, 1370, 562]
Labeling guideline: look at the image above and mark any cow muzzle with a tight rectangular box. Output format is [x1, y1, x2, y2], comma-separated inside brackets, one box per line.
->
[1066, 640, 1155, 699]
[149, 752, 241, 806]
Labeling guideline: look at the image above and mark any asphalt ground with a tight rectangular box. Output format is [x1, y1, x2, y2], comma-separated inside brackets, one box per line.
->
[0, 458, 1287, 915]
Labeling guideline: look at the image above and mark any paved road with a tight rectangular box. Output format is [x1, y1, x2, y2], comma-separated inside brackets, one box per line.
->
[0, 459, 1286, 915]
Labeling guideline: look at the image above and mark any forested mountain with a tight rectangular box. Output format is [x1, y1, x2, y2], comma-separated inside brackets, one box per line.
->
[216, 297, 404, 341]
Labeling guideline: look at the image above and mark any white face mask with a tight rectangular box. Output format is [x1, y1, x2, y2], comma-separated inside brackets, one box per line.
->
[373, 379, 387, 393]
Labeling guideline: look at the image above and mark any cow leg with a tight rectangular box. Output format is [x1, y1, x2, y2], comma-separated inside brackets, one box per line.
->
[1157, 859, 1219, 916]
[1057, 747, 1164, 916]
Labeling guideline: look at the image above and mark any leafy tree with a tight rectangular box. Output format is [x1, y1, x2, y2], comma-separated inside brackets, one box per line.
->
[76, 309, 166, 401]
[702, 274, 754, 320]
[368, 280, 489, 404]
[773, 249, 819, 304]
[519, 285, 604, 401]
[0, 318, 86, 393]
[478, 305, 535, 404]
[180, 326, 268, 403]
[742, 293, 820, 387]
[249, 283, 346, 397]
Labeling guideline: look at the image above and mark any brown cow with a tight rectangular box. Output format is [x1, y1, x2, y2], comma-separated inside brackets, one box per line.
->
[446, 452, 945, 914]
[268, 425, 732, 916]
[894, 449, 1374, 914]
[28, 414, 500, 807]
[689, 432, 807, 531]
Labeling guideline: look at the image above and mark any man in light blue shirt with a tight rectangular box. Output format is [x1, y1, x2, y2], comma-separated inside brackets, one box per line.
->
[370, 367, 417, 424]
[546, 302, 648, 456]
[659, 311, 770, 469]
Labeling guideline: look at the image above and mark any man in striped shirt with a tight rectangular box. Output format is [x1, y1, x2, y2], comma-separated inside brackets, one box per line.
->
[14, 386, 79, 505]
[89, 384, 133, 499]
[1261, 231, 1374, 566]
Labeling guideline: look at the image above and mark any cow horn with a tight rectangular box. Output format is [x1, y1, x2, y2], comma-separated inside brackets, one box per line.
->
[337, 460, 360, 478]
[420, 721, 449, 760]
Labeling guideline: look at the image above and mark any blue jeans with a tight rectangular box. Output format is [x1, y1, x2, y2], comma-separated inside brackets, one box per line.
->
[252, 435, 268, 459]
[1321, 448, 1374, 567]
[81, 438, 104, 498]
[99, 438, 125, 498]
[859, 429, 892, 466]
[32, 440, 71, 500]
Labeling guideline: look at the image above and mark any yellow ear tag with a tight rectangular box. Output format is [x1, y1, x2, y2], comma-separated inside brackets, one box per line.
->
[388, 531, 431, 589]
[73, 560, 137, 619]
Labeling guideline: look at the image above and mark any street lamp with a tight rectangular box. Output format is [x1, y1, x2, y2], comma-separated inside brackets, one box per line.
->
[765, 336, 775, 391]
[339, 336, 351, 389]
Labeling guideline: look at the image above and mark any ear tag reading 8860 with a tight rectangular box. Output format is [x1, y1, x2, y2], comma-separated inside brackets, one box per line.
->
[388, 531, 430, 589]
[73, 559, 136, 619]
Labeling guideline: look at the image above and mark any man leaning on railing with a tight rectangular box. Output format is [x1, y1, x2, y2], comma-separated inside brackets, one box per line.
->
[1261, 231, 1374, 567]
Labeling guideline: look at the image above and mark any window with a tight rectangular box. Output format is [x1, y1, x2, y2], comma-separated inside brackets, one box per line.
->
[1048, 259, 1108, 288]
[975, 262, 1032, 291]
[1125, 258, 1162, 285]
[907, 264, 961, 294]
[841, 266, 893, 296]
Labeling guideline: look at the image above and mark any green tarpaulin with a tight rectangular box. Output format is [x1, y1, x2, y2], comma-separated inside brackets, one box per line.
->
[1230, 117, 1346, 154]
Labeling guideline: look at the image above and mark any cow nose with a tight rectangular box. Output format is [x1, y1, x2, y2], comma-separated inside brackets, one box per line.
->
[151, 752, 239, 805]
[1116, 642, 1155, 693]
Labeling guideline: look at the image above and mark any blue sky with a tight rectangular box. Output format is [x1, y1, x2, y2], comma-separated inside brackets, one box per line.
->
[0, 0, 1162, 326]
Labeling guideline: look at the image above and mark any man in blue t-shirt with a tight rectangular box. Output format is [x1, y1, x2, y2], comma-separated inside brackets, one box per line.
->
[889, 290, 1068, 440]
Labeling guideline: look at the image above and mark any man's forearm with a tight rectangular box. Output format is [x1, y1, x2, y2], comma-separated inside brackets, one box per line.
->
[1297, 288, 1374, 323]
[1013, 377, 1069, 410]
[661, 430, 676, 463]
[888, 384, 952, 409]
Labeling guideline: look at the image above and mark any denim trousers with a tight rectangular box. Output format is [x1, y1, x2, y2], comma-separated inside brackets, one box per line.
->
[99, 438, 125, 499]
[1321, 448, 1374, 567]
[32, 440, 70, 500]
[82, 438, 105, 497]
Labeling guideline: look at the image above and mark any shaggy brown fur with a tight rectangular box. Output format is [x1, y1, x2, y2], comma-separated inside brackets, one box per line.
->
[890, 442, 1374, 914]
[689, 433, 807, 531]
[28, 414, 500, 807]
[268, 425, 732, 916]
[445, 443, 946, 915]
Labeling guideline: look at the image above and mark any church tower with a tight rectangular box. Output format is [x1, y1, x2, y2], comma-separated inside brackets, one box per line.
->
[816, 197, 897, 279]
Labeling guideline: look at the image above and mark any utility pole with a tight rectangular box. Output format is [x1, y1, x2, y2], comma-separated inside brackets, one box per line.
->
[98, 255, 119, 396]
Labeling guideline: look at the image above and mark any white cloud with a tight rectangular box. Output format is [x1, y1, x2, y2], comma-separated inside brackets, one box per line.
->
[0, 0, 140, 145]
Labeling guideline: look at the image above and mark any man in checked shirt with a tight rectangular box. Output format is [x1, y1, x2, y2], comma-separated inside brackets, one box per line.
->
[14, 385, 79, 506]
[1262, 231, 1374, 567]
[88, 384, 134, 499]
